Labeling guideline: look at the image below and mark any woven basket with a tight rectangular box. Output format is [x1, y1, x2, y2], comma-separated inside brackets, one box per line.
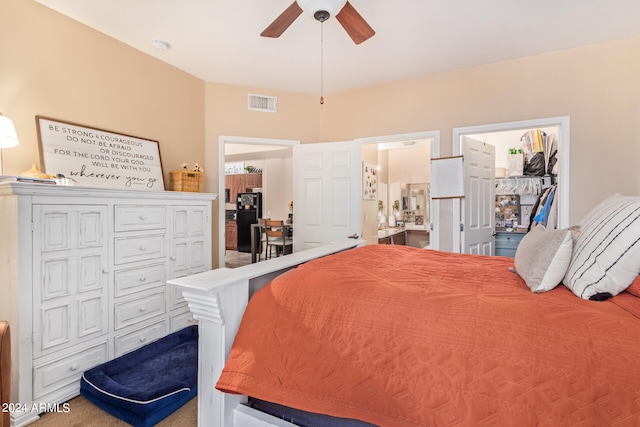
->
[169, 170, 203, 192]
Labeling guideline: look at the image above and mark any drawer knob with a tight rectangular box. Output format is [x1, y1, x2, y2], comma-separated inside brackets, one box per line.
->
[139, 306, 147, 312]
[102, 268, 110, 274]
[140, 246, 147, 251]
[140, 336, 147, 342]
[140, 215, 147, 221]
[170, 255, 176, 261]
[70, 364, 79, 371]
[139, 277, 147, 282]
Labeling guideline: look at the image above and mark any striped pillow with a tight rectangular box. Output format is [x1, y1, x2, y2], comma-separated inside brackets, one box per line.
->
[563, 194, 640, 300]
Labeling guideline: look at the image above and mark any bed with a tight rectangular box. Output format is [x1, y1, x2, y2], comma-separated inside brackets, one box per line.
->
[168, 194, 640, 427]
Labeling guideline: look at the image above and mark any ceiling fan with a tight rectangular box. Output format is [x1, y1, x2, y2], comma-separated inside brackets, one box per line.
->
[261, 0, 375, 45]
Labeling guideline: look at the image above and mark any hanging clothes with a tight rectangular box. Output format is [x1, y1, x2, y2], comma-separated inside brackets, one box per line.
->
[533, 186, 555, 226]
[529, 184, 558, 230]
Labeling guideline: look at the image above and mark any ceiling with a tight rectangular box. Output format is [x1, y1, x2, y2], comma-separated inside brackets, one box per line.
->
[35, 0, 640, 95]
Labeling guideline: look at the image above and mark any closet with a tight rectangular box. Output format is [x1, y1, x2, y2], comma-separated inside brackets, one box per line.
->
[469, 126, 561, 257]
[494, 175, 555, 256]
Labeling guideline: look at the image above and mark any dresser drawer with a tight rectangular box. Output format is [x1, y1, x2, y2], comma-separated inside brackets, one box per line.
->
[114, 234, 165, 265]
[33, 341, 108, 399]
[495, 232, 526, 257]
[114, 291, 165, 330]
[171, 310, 197, 333]
[114, 263, 165, 297]
[114, 205, 166, 232]
[495, 232, 525, 248]
[114, 320, 167, 357]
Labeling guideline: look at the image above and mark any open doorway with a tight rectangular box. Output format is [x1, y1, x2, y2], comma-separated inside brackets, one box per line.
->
[218, 136, 298, 268]
[451, 116, 570, 254]
[377, 141, 431, 248]
[356, 131, 441, 249]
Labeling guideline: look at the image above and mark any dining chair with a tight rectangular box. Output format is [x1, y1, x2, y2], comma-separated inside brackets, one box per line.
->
[265, 219, 293, 259]
[257, 218, 270, 262]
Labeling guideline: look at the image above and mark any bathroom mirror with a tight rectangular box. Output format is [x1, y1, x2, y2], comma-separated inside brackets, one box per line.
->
[400, 184, 409, 211]
[409, 183, 429, 222]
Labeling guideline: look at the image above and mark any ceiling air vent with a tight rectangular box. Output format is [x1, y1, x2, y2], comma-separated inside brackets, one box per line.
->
[248, 94, 277, 113]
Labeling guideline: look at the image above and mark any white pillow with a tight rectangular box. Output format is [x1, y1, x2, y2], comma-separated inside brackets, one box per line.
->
[514, 225, 573, 293]
[563, 194, 640, 300]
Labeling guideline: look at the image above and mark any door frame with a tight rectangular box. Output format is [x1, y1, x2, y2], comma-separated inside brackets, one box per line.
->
[355, 130, 441, 250]
[218, 135, 299, 267]
[451, 116, 570, 252]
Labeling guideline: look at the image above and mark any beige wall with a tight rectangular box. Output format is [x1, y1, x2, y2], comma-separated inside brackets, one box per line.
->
[263, 156, 293, 220]
[0, 0, 206, 183]
[320, 37, 640, 224]
[203, 83, 322, 192]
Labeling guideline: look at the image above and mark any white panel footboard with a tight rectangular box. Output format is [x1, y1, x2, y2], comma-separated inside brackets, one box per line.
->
[168, 239, 365, 427]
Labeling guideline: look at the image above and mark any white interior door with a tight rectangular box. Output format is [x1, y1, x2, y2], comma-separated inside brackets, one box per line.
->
[461, 136, 495, 255]
[293, 141, 362, 252]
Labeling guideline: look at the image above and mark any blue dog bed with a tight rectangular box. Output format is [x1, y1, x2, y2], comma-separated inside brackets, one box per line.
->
[80, 326, 198, 427]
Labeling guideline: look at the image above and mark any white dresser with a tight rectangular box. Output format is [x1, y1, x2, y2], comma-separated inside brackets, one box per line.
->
[0, 183, 216, 426]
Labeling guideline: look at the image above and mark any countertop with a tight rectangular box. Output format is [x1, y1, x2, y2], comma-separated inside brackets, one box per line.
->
[377, 228, 404, 239]
[377, 223, 429, 239]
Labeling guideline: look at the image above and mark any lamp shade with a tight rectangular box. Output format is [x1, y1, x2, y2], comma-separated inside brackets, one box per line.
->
[297, 0, 347, 18]
[0, 115, 19, 148]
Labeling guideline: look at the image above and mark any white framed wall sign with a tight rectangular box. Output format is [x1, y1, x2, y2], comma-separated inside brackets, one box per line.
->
[36, 116, 165, 191]
[430, 156, 463, 199]
[224, 162, 244, 174]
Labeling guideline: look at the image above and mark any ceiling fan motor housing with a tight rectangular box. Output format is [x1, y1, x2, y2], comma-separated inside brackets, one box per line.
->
[314, 10, 330, 22]
[297, 0, 347, 20]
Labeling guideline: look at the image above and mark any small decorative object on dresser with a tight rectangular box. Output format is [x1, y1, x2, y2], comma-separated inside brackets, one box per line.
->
[169, 163, 203, 192]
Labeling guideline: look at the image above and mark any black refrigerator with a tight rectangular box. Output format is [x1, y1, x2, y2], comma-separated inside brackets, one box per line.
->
[236, 192, 262, 253]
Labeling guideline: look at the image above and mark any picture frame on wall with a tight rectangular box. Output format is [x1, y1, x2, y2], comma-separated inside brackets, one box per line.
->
[362, 161, 378, 201]
[36, 116, 165, 191]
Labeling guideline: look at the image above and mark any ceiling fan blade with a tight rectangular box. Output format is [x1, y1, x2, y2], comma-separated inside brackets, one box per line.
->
[261, 2, 303, 38]
[335, 1, 375, 45]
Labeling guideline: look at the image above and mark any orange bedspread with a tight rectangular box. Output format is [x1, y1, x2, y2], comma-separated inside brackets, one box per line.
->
[217, 245, 640, 426]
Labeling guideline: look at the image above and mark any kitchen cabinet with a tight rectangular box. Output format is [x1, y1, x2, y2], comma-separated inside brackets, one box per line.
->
[244, 173, 262, 189]
[0, 183, 216, 426]
[225, 173, 262, 206]
[225, 220, 237, 250]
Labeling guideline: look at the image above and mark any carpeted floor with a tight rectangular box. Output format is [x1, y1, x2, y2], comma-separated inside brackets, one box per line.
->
[30, 395, 196, 427]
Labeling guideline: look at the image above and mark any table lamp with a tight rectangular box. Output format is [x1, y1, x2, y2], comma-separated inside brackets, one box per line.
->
[0, 114, 19, 175]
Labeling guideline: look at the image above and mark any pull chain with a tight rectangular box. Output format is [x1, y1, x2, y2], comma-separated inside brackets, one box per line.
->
[320, 22, 324, 105]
